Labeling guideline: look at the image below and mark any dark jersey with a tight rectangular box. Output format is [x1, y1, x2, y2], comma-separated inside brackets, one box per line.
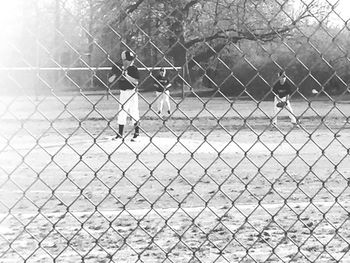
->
[109, 64, 122, 89]
[111, 64, 122, 76]
[273, 81, 292, 98]
[154, 74, 170, 92]
[118, 65, 140, 90]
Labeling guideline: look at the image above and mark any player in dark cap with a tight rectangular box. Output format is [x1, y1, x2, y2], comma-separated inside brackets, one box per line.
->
[108, 50, 140, 141]
[153, 67, 172, 116]
[272, 70, 299, 128]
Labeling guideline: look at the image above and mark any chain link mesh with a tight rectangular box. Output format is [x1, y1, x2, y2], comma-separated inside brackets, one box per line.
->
[1, 0, 350, 262]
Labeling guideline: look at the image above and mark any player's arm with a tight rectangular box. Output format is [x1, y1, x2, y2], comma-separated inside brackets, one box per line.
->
[286, 82, 293, 101]
[124, 67, 139, 87]
[108, 65, 121, 83]
[272, 83, 279, 99]
[164, 78, 172, 89]
[153, 76, 161, 88]
[109, 75, 117, 83]
[283, 94, 290, 106]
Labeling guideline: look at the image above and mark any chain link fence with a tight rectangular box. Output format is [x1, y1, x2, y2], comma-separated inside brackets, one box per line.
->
[1, 0, 350, 262]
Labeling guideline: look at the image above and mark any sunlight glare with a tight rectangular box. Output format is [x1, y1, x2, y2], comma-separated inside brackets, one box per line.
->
[0, 1, 23, 56]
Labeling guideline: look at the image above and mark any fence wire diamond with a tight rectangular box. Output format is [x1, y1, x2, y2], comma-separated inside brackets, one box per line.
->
[0, 0, 350, 262]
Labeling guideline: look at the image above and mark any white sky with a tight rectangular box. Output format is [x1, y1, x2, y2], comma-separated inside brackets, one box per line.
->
[0, 1, 349, 30]
[0, 0, 349, 49]
[294, 0, 350, 22]
[329, 0, 350, 21]
[329, 0, 350, 17]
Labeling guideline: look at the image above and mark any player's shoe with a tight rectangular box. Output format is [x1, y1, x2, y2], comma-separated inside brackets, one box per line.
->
[157, 111, 161, 115]
[130, 133, 140, 142]
[167, 110, 171, 115]
[112, 134, 123, 140]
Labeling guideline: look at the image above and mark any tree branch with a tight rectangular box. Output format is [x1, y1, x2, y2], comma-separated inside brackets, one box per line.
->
[119, 0, 145, 23]
[188, 43, 227, 69]
[126, 0, 145, 14]
[186, 25, 295, 70]
[185, 23, 294, 49]
[183, 0, 200, 13]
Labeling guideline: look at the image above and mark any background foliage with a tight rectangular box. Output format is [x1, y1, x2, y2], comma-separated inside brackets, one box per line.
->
[1, 0, 350, 98]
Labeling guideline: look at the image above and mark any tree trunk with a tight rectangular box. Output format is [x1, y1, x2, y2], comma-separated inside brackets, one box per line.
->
[168, 36, 187, 87]
[167, 9, 187, 86]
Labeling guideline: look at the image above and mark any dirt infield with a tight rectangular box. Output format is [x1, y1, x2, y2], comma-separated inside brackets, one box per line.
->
[0, 93, 349, 262]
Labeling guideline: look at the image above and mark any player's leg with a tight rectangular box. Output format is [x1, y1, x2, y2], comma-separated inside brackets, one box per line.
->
[116, 90, 128, 139]
[272, 96, 279, 126]
[130, 90, 140, 124]
[159, 93, 164, 115]
[129, 90, 140, 141]
[155, 91, 162, 114]
[285, 101, 298, 125]
[164, 90, 171, 114]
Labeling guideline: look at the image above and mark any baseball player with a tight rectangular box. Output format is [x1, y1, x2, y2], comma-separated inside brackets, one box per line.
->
[272, 71, 299, 128]
[153, 68, 172, 116]
[108, 50, 140, 141]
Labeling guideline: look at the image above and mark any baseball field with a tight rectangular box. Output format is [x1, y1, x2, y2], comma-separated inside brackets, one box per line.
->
[0, 91, 349, 262]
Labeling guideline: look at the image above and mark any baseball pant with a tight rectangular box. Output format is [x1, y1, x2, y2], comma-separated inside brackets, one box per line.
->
[156, 90, 171, 113]
[272, 96, 297, 125]
[118, 89, 139, 125]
